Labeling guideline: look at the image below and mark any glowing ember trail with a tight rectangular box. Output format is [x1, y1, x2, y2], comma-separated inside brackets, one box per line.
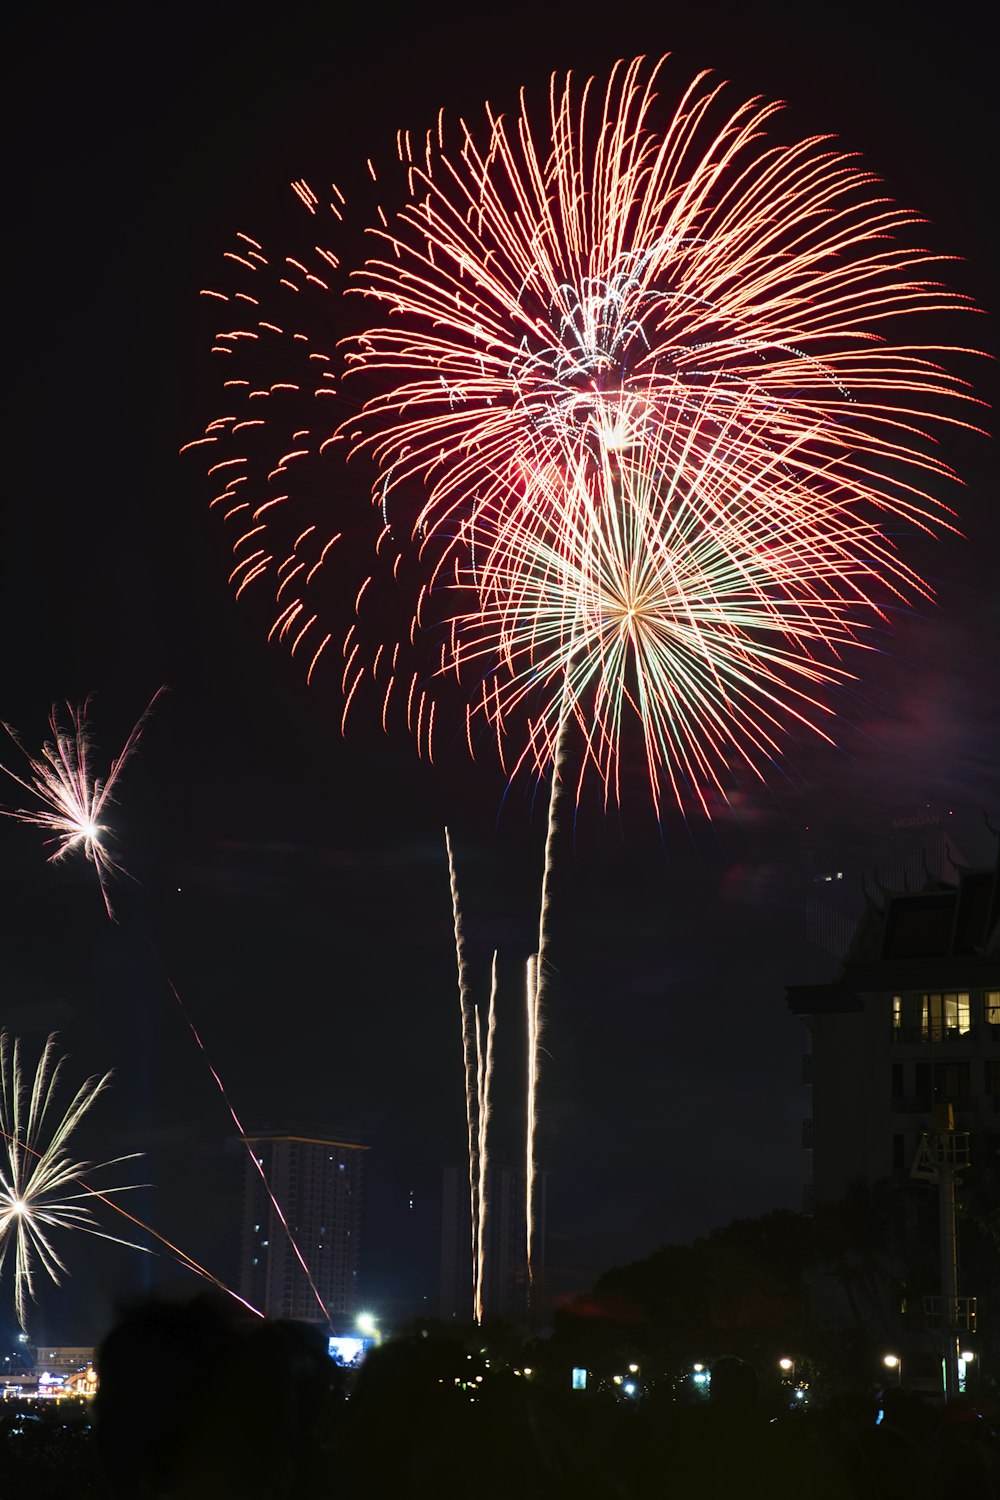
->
[0, 1033, 148, 1330]
[0, 692, 164, 919]
[473, 956, 497, 1325]
[526, 707, 570, 1285]
[445, 827, 480, 1317]
[445, 829, 498, 1323]
[157, 967, 330, 1324]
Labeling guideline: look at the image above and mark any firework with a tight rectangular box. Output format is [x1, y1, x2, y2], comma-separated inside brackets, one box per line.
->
[437, 408, 926, 813]
[190, 57, 978, 799]
[181, 197, 351, 695]
[0, 692, 163, 919]
[345, 54, 976, 568]
[189, 55, 981, 1310]
[158, 969, 331, 1323]
[0, 1033, 147, 1330]
[445, 828, 497, 1323]
[473, 962, 497, 1324]
[525, 705, 571, 1285]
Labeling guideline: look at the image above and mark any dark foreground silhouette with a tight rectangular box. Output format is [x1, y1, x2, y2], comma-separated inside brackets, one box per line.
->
[5, 1294, 990, 1498]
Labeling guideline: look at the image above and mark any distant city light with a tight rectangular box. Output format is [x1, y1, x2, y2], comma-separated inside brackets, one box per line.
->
[571, 1367, 587, 1391]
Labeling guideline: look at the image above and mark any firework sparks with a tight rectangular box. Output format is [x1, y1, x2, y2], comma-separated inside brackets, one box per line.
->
[346, 54, 977, 565]
[0, 1033, 147, 1331]
[0, 691, 163, 919]
[473, 959, 497, 1325]
[157, 967, 332, 1324]
[445, 829, 497, 1323]
[525, 706, 571, 1286]
[436, 409, 919, 813]
[445, 827, 479, 1316]
[190, 58, 978, 799]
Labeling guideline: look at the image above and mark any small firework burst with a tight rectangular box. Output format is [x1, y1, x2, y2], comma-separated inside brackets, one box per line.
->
[0, 1033, 146, 1330]
[0, 691, 162, 918]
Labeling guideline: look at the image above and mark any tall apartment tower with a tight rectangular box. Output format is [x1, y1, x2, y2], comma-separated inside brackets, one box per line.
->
[439, 1162, 545, 1325]
[239, 1131, 367, 1325]
[788, 853, 999, 1209]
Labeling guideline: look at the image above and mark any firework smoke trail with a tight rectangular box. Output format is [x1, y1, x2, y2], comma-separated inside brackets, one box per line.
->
[473, 953, 497, 1324]
[158, 969, 329, 1323]
[0, 1033, 149, 1330]
[444, 827, 481, 1317]
[0, 691, 164, 920]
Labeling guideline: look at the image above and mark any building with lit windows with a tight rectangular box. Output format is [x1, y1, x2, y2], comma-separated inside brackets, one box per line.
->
[788, 850, 999, 1209]
[239, 1131, 367, 1324]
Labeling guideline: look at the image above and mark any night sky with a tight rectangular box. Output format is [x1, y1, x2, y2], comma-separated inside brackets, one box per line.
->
[4, 1, 997, 1345]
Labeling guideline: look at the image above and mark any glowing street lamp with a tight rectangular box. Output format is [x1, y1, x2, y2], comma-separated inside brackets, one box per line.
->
[778, 1357, 794, 1373]
[356, 1312, 381, 1344]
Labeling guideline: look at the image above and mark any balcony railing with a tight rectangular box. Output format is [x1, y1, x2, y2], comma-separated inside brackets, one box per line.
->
[891, 1026, 975, 1045]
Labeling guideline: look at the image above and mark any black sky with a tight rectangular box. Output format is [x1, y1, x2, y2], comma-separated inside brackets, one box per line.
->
[4, 0, 997, 1343]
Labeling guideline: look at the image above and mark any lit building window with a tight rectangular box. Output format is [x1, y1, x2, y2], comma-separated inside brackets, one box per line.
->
[986, 992, 1000, 1028]
[893, 993, 977, 1043]
[919, 992, 970, 1040]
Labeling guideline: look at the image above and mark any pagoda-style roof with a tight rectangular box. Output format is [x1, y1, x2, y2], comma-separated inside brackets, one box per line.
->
[788, 840, 1000, 1015]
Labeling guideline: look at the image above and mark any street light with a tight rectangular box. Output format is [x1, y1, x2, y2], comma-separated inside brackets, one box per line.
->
[883, 1354, 902, 1387]
[356, 1312, 381, 1344]
[778, 1357, 794, 1373]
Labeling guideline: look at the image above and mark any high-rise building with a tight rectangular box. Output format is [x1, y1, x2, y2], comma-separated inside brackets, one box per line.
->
[239, 1131, 367, 1325]
[787, 846, 999, 1388]
[788, 852, 999, 1209]
[439, 1162, 545, 1326]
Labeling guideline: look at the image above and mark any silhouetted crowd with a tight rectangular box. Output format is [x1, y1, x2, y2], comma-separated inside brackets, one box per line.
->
[5, 1293, 998, 1497]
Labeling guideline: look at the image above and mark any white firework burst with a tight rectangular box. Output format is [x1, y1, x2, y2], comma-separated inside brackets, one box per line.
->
[0, 1033, 147, 1330]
